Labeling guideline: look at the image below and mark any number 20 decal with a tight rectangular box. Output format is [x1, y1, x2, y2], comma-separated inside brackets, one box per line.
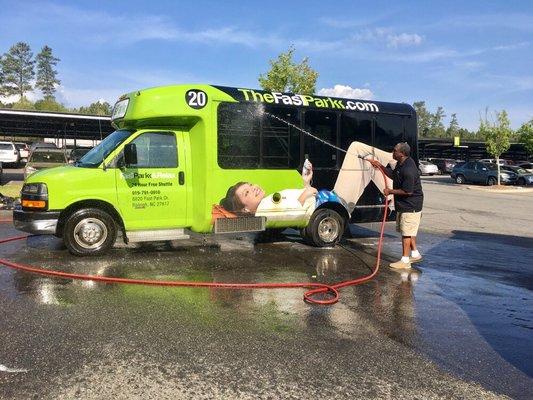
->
[186, 90, 208, 109]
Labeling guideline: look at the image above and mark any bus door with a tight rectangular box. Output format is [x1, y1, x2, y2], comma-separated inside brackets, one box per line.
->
[115, 131, 188, 230]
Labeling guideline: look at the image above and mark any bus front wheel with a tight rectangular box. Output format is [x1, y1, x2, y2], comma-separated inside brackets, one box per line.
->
[303, 208, 345, 247]
[63, 208, 117, 256]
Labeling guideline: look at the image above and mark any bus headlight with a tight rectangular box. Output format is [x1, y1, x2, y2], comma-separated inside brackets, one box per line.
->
[21, 183, 48, 210]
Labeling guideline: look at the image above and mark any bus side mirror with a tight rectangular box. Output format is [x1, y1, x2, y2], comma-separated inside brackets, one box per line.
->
[124, 143, 137, 167]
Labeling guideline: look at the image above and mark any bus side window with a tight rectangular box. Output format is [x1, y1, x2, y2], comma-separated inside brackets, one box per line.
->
[303, 110, 337, 168]
[218, 103, 299, 170]
[339, 113, 373, 166]
[262, 106, 300, 169]
[218, 103, 260, 169]
[374, 115, 405, 152]
[129, 132, 178, 168]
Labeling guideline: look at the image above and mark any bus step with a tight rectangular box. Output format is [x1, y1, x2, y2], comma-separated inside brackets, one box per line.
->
[214, 216, 266, 234]
[127, 229, 190, 242]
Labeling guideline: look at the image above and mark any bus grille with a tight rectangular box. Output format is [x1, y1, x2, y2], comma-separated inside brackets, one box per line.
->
[214, 216, 266, 234]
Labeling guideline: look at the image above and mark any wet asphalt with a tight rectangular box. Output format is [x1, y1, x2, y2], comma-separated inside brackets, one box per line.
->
[0, 215, 531, 400]
[0, 163, 531, 399]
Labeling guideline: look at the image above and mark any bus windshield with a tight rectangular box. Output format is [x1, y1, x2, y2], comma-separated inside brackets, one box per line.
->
[77, 130, 132, 168]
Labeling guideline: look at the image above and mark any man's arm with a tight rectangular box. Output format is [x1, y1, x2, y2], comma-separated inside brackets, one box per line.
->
[367, 159, 393, 179]
[384, 169, 415, 196]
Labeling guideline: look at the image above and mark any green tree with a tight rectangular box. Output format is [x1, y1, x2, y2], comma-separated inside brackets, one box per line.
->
[479, 110, 513, 185]
[35, 97, 68, 112]
[1, 42, 35, 100]
[11, 96, 36, 110]
[36, 45, 60, 99]
[446, 113, 460, 138]
[258, 46, 318, 94]
[517, 120, 533, 155]
[429, 106, 446, 137]
[77, 101, 112, 116]
[0, 54, 5, 97]
[412, 101, 431, 137]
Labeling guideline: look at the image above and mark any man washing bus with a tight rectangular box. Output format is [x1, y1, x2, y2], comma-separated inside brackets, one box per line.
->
[368, 142, 424, 269]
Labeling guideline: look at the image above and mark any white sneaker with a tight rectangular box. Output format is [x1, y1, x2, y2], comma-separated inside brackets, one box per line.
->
[409, 255, 423, 263]
[389, 260, 411, 269]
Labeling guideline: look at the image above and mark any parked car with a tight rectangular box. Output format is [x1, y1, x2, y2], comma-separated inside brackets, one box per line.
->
[14, 142, 30, 163]
[68, 147, 93, 164]
[24, 148, 68, 179]
[500, 165, 533, 186]
[418, 160, 439, 175]
[427, 158, 456, 174]
[451, 161, 518, 185]
[0, 141, 20, 167]
[478, 158, 513, 166]
[29, 142, 59, 152]
[517, 162, 533, 173]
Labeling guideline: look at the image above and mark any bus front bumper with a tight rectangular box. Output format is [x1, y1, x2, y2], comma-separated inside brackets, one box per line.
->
[13, 209, 60, 235]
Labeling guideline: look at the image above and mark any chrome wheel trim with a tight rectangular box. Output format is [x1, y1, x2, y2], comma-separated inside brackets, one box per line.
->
[318, 216, 340, 243]
[73, 218, 108, 249]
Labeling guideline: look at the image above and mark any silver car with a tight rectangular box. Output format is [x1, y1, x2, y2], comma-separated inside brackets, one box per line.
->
[419, 160, 439, 175]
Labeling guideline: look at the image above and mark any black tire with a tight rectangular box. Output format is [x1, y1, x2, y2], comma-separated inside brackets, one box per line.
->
[487, 177, 497, 186]
[455, 174, 466, 184]
[518, 178, 526, 186]
[63, 208, 117, 256]
[302, 208, 345, 247]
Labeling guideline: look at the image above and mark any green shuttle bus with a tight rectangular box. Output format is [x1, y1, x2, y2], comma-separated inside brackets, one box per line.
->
[14, 84, 417, 256]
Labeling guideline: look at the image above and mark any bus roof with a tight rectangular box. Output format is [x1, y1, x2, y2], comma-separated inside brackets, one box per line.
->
[212, 85, 415, 116]
[112, 84, 415, 129]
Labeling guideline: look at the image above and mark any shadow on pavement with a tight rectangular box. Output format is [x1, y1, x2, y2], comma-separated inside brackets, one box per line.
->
[417, 228, 533, 391]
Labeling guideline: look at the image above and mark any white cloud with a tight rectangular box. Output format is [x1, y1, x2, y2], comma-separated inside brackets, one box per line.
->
[318, 85, 374, 100]
[351, 28, 423, 48]
[387, 33, 423, 48]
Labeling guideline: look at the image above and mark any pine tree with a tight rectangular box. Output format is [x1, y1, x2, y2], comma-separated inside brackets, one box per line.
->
[413, 101, 431, 137]
[36, 45, 60, 99]
[1, 42, 35, 100]
[446, 113, 460, 138]
[0, 55, 4, 97]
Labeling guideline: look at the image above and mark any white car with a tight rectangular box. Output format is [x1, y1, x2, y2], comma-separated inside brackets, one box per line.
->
[419, 160, 439, 175]
[15, 142, 30, 162]
[0, 141, 20, 166]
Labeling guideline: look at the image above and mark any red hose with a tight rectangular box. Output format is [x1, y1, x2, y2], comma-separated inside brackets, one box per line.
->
[0, 163, 389, 305]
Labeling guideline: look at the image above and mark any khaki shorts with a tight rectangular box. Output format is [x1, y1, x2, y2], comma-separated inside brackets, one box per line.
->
[396, 211, 422, 237]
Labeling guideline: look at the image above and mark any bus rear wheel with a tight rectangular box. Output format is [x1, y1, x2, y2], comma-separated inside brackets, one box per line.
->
[303, 208, 345, 247]
[63, 208, 117, 256]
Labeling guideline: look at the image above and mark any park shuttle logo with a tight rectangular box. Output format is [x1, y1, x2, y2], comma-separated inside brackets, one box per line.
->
[237, 88, 379, 112]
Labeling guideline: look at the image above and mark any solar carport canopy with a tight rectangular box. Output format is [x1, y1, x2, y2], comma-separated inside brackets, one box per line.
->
[0, 108, 114, 140]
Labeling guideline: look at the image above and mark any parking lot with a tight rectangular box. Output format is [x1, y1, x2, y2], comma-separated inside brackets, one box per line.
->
[0, 172, 532, 399]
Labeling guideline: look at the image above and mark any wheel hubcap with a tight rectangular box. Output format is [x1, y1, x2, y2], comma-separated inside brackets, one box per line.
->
[73, 218, 108, 249]
[318, 217, 340, 243]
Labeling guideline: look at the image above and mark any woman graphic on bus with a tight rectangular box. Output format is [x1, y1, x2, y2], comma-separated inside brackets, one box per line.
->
[220, 141, 395, 219]
[220, 161, 318, 223]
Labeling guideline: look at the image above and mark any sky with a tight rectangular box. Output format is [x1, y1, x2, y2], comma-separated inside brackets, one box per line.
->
[0, 0, 532, 130]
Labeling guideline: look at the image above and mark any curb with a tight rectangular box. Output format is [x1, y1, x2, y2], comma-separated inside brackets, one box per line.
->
[466, 185, 533, 194]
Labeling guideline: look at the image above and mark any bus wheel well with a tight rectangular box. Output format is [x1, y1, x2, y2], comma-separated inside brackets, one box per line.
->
[316, 202, 350, 224]
[57, 200, 125, 239]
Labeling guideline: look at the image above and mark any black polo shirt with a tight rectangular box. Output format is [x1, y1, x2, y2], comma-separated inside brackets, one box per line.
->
[390, 157, 424, 212]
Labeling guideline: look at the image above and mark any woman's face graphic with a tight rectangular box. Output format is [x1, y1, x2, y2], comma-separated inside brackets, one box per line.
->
[235, 183, 265, 213]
